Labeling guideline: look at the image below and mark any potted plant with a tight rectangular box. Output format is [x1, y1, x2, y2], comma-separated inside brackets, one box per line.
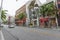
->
[29, 23, 33, 28]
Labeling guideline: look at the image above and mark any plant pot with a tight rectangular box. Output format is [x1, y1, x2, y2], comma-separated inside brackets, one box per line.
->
[30, 25, 33, 28]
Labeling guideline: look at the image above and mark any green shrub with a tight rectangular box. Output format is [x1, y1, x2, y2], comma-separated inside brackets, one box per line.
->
[18, 12, 26, 20]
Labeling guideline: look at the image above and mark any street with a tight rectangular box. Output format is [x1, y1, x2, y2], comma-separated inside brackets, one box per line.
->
[2, 26, 60, 40]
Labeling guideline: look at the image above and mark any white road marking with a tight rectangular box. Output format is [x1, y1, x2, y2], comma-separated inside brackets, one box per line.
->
[0, 31, 5, 40]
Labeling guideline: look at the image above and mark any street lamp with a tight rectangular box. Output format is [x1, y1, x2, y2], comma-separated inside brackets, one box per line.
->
[0, 0, 3, 26]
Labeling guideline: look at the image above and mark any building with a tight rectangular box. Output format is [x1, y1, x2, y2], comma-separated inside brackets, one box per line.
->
[15, 4, 26, 26]
[15, 5, 26, 19]
[15, 0, 58, 27]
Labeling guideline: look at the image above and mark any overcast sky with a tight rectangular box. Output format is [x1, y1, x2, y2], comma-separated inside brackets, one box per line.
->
[0, 0, 46, 16]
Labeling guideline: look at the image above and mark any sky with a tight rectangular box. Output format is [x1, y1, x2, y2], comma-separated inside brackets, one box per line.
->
[0, 0, 46, 17]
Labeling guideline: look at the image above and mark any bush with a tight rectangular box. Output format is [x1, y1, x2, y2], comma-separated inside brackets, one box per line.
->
[18, 12, 26, 20]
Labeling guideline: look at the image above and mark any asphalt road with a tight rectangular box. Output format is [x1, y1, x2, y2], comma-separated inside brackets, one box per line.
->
[2, 27, 60, 40]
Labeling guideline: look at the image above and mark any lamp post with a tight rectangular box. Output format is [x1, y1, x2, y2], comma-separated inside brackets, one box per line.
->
[0, 0, 3, 26]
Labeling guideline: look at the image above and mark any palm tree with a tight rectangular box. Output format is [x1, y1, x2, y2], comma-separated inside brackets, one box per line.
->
[18, 12, 26, 20]
[39, 1, 55, 17]
[39, 1, 58, 28]
[1, 10, 7, 22]
[39, 5, 46, 17]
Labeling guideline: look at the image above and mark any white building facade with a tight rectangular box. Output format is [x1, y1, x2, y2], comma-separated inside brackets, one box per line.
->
[25, 0, 56, 27]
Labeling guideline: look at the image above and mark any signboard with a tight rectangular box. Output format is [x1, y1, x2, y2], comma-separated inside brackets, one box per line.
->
[57, 0, 60, 8]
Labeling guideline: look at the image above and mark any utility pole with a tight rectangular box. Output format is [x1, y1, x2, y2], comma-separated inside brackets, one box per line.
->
[0, 0, 3, 26]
